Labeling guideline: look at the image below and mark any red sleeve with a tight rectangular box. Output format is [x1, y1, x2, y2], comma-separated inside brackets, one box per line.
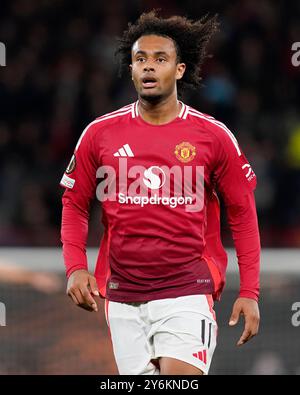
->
[60, 123, 99, 278]
[212, 124, 261, 301]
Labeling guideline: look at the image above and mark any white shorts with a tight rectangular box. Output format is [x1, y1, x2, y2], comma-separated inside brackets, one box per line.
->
[104, 294, 218, 375]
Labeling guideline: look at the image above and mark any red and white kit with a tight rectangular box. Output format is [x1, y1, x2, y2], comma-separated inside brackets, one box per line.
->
[60, 101, 260, 374]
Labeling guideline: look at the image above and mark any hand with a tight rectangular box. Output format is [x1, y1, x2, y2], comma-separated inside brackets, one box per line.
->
[229, 297, 260, 346]
[67, 269, 99, 312]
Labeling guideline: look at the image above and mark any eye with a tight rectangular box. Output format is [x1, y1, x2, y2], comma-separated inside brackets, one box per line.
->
[157, 58, 166, 63]
[136, 57, 145, 62]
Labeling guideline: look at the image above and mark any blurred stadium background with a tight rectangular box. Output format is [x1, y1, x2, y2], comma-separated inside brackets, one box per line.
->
[0, 0, 299, 375]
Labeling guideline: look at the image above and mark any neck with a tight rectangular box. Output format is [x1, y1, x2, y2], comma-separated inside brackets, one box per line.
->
[137, 93, 181, 125]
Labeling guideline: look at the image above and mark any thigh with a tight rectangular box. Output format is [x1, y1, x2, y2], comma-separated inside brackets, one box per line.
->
[152, 295, 217, 375]
[105, 299, 159, 375]
[159, 357, 204, 375]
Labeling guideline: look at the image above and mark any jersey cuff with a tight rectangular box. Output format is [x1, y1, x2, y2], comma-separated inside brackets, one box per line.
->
[66, 264, 88, 278]
[238, 290, 259, 302]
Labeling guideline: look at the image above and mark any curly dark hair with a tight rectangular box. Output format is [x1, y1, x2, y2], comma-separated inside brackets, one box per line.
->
[115, 10, 219, 94]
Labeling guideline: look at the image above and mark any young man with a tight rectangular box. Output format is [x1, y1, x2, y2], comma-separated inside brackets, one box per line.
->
[60, 11, 260, 375]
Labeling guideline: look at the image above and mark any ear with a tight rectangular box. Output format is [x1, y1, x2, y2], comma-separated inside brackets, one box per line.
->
[129, 64, 133, 80]
[175, 63, 186, 81]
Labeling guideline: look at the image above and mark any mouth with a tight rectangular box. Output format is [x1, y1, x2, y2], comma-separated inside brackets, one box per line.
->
[141, 77, 158, 89]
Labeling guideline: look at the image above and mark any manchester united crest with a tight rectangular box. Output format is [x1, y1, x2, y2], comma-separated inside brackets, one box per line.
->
[174, 142, 196, 163]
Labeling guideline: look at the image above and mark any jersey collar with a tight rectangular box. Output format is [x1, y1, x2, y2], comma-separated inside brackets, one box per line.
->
[132, 100, 189, 120]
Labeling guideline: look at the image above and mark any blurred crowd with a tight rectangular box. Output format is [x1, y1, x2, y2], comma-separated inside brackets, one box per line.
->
[0, 0, 299, 247]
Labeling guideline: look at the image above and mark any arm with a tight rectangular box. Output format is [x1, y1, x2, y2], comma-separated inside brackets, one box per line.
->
[226, 193, 260, 345]
[226, 192, 260, 301]
[212, 126, 260, 345]
[60, 124, 100, 312]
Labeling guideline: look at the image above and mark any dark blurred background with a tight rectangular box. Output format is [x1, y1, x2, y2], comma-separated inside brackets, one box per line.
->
[0, 0, 300, 247]
[0, 0, 300, 375]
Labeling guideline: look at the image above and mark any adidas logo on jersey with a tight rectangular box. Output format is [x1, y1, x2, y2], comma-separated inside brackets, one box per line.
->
[113, 144, 134, 157]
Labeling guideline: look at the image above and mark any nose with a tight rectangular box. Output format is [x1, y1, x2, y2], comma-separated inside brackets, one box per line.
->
[143, 59, 155, 72]
[143, 65, 155, 72]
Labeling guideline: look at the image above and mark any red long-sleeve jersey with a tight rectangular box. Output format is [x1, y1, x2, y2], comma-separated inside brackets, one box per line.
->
[60, 101, 260, 302]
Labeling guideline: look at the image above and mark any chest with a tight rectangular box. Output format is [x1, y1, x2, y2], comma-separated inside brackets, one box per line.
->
[100, 123, 216, 177]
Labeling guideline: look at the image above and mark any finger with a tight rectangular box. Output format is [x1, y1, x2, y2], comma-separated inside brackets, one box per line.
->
[229, 304, 242, 326]
[237, 316, 253, 346]
[79, 302, 95, 312]
[72, 288, 85, 306]
[68, 290, 79, 306]
[238, 312, 259, 345]
[80, 287, 98, 312]
[73, 289, 94, 311]
[88, 276, 99, 297]
[237, 328, 252, 346]
[68, 289, 81, 306]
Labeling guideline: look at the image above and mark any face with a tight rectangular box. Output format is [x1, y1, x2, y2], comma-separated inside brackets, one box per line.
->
[130, 35, 186, 101]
